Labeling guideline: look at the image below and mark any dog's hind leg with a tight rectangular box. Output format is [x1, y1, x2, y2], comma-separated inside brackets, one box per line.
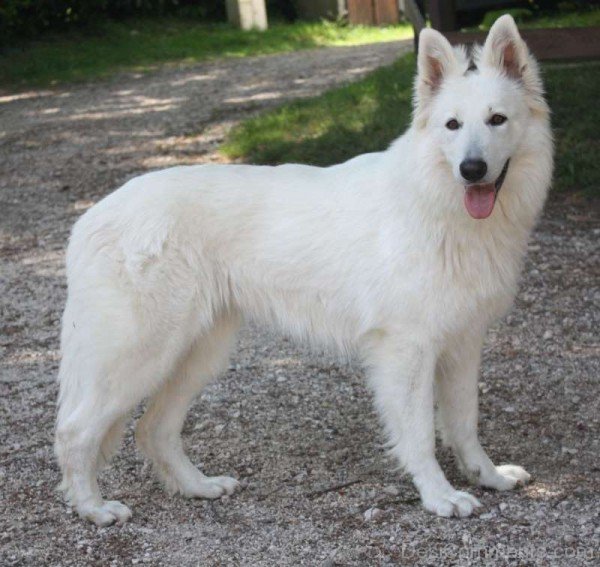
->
[135, 313, 241, 499]
[55, 352, 176, 526]
[55, 301, 186, 526]
[56, 398, 136, 526]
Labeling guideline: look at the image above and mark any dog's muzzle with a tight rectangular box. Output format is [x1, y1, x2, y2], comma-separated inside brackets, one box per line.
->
[463, 159, 510, 220]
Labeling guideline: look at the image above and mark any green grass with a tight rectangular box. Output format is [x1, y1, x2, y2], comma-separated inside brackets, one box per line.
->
[222, 53, 416, 167]
[476, 7, 600, 30]
[547, 61, 600, 195]
[222, 55, 600, 196]
[0, 19, 412, 89]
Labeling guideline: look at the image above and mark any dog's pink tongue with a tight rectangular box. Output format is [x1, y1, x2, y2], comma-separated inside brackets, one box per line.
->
[464, 184, 496, 219]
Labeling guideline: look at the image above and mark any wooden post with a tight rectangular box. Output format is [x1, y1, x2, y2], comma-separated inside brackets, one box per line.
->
[347, 0, 375, 25]
[226, 0, 268, 31]
[348, 0, 399, 26]
[374, 0, 399, 25]
[402, 0, 425, 51]
[428, 0, 456, 32]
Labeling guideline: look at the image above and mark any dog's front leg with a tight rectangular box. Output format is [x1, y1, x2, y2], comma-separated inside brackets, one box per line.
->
[365, 336, 481, 518]
[436, 330, 531, 491]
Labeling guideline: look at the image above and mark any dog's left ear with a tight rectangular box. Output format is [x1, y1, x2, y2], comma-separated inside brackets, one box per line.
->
[481, 15, 528, 79]
[481, 15, 548, 114]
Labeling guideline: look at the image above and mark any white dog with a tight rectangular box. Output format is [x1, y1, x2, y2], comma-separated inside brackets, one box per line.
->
[55, 15, 553, 526]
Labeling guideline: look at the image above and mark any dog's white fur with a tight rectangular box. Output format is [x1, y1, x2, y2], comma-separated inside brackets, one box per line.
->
[55, 16, 553, 526]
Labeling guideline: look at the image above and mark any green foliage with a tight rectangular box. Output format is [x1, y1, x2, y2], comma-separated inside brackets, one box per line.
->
[0, 0, 104, 43]
[476, 4, 600, 30]
[525, 7, 600, 28]
[0, 1, 225, 46]
[530, 0, 597, 10]
[480, 9, 535, 30]
[222, 56, 600, 196]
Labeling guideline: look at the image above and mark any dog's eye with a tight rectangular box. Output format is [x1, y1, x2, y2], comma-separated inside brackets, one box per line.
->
[489, 114, 507, 126]
[445, 119, 460, 131]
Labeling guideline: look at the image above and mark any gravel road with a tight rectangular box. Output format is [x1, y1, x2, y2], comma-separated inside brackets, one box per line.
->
[1, 41, 599, 566]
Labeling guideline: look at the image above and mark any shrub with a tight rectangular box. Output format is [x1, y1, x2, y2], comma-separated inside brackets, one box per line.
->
[1, 1, 106, 43]
[479, 8, 535, 30]
[0, 0, 226, 46]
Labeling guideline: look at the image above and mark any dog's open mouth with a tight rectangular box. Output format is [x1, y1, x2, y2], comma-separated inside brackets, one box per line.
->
[464, 159, 510, 220]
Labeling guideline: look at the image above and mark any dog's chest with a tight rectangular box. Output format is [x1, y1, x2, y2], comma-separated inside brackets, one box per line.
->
[357, 215, 528, 341]
[421, 229, 523, 331]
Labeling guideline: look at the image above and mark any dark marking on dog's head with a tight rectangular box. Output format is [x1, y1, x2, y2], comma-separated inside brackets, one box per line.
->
[464, 45, 478, 75]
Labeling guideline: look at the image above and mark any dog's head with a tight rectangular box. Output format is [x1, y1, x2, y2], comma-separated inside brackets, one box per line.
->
[414, 15, 549, 219]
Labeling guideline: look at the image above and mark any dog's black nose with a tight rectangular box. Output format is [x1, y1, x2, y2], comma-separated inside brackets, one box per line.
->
[460, 159, 488, 183]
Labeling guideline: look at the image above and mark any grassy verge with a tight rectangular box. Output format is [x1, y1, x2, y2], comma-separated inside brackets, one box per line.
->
[475, 7, 600, 30]
[222, 55, 599, 196]
[222, 53, 416, 167]
[0, 19, 412, 90]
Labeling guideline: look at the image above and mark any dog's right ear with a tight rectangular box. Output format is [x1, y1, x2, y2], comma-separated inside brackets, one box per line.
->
[418, 28, 457, 94]
[414, 28, 458, 127]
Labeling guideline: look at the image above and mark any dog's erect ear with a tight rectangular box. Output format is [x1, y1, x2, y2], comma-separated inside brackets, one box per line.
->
[414, 28, 458, 127]
[418, 28, 457, 94]
[481, 14, 548, 115]
[481, 15, 528, 79]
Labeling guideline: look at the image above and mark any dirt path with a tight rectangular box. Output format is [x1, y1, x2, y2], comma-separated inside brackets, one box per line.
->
[1, 41, 599, 566]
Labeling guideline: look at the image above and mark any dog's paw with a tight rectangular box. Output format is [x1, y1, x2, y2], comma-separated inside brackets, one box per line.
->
[180, 475, 240, 499]
[422, 489, 481, 518]
[480, 464, 531, 491]
[77, 500, 132, 527]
